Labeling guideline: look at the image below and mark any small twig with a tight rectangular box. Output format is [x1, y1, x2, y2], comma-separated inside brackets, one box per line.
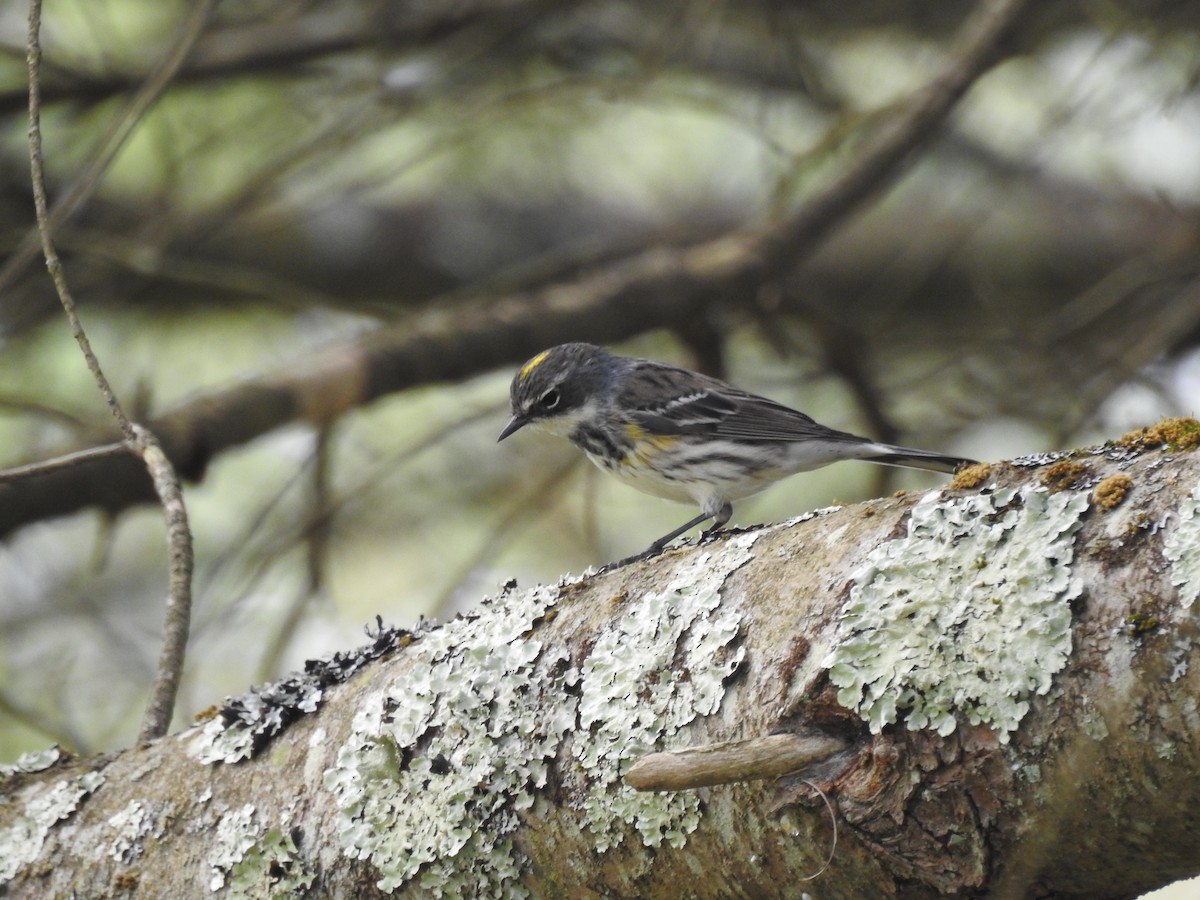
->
[0, 442, 130, 483]
[26, 0, 196, 742]
[624, 732, 848, 791]
[255, 425, 335, 682]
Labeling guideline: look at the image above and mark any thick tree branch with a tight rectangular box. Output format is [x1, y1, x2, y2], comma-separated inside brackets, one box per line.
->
[2, 434, 1199, 897]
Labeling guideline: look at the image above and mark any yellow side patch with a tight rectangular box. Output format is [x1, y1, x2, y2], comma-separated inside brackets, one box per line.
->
[518, 350, 552, 381]
[645, 435, 680, 452]
[622, 426, 680, 465]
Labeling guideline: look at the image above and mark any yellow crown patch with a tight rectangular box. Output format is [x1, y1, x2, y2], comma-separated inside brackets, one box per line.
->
[518, 350, 552, 381]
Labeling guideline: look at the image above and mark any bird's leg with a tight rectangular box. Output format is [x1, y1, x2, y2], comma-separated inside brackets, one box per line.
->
[699, 502, 733, 539]
[607, 502, 733, 569]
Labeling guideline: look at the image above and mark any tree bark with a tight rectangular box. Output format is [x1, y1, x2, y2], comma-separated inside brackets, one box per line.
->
[2, 428, 1200, 898]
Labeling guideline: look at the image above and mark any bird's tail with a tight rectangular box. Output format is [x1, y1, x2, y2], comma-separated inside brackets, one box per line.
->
[863, 444, 975, 474]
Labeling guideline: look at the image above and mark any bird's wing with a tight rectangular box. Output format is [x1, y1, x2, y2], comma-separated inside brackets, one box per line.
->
[621, 361, 870, 444]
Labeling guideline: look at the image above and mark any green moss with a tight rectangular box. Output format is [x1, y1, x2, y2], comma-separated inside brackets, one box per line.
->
[1118, 417, 1200, 454]
[1123, 612, 1159, 636]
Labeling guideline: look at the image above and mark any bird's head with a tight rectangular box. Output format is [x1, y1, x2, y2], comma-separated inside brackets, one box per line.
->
[498, 342, 615, 441]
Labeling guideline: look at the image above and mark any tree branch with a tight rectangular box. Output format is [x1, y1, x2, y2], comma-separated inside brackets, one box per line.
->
[3, 434, 1199, 897]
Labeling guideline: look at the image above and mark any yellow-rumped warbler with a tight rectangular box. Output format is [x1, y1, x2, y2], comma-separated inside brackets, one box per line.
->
[499, 342, 974, 564]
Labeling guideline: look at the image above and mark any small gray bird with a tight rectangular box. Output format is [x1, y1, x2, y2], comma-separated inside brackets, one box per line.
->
[499, 342, 973, 564]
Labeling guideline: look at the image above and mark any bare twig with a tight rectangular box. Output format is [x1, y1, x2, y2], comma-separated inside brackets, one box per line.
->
[25, 0, 197, 743]
[133, 426, 195, 741]
[254, 425, 335, 682]
[799, 780, 838, 881]
[0, 442, 129, 483]
[625, 732, 848, 791]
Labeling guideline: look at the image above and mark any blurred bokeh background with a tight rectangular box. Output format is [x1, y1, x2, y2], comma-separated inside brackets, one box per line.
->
[0, 2, 1198, 835]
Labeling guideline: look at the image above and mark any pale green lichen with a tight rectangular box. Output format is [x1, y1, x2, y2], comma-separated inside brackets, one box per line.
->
[209, 804, 314, 898]
[0, 772, 104, 882]
[824, 486, 1089, 742]
[106, 800, 150, 864]
[325, 583, 575, 897]
[0, 745, 61, 778]
[192, 716, 258, 764]
[574, 532, 755, 852]
[1163, 480, 1200, 608]
[227, 828, 314, 898]
[1155, 741, 1177, 760]
[325, 536, 755, 895]
[1079, 708, 1109, 742]
[210, 804, 258, 892]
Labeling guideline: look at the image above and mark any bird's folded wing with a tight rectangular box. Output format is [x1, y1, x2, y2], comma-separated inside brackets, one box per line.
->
[626, 374, 869, 444]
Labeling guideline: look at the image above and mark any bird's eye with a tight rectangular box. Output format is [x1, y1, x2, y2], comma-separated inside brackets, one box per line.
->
[540, 389, 560, 410]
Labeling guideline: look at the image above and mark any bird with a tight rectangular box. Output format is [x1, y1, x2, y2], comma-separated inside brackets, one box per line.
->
[498, 342, 974, 566]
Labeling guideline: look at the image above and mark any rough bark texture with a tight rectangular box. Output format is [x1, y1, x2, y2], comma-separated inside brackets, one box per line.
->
[2, 432, 1200, 898]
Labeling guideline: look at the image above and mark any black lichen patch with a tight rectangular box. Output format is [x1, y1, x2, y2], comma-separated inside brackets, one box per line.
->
[1010, 450, 1074, 468]
[206, 617, 426, 754]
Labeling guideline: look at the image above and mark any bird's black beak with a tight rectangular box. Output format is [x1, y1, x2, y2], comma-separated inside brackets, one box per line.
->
[497, 414, 529, 442]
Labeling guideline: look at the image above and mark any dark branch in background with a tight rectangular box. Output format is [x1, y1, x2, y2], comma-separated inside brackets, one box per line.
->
[0, 0, 1035, 539]
[24, 0, 204, 743]
[749, 0, 1034, 268]
[0, 0, 219, 300]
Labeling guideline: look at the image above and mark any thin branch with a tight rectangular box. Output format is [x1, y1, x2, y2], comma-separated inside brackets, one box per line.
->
[25, 0, 197, 743]
[753, 0, 1036, 266]
[0, 442, 130, 483]
[254, 425, 335, 683]
[133, 426, 195, 742]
